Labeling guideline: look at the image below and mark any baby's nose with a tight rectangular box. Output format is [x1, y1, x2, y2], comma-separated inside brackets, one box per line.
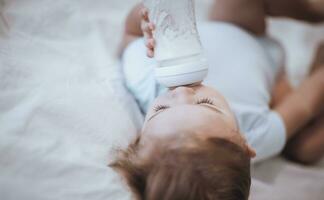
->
[170, 87, 195, 102]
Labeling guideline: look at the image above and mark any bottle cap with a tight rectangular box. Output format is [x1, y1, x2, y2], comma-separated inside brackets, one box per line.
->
[155, 54, 208, 87]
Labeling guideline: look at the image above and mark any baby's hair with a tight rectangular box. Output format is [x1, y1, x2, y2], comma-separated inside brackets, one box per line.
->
[110, 135, 251, 200]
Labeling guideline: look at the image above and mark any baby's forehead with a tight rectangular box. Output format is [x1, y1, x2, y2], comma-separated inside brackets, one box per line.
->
[143, 106, 231, 140]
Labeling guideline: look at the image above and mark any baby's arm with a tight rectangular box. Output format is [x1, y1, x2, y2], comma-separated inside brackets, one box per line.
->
[275, 67, 324, 139]
[118, 3, 143, 56]
[264, 0, 324, 23]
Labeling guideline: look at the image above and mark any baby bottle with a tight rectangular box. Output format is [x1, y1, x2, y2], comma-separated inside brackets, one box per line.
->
[143, 0, 208, 87]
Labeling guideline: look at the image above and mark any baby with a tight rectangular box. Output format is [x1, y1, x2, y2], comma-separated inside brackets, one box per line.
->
[111, 0, 324, 200]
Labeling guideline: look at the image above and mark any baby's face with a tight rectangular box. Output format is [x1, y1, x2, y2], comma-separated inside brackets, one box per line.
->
[141, 85, 256, 157]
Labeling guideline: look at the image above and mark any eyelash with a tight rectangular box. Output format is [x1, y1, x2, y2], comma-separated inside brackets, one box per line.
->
[196, 98, 214, 105]
[153, 98, 214, 112]
[153, 105, 170, 112]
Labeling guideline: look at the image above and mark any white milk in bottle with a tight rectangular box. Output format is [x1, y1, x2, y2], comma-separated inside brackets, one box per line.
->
[144, 0, 208, 87]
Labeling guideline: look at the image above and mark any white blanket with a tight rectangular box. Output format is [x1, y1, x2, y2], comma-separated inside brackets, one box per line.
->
[0, 0, 323, 200]
[0, 0, 142, 199]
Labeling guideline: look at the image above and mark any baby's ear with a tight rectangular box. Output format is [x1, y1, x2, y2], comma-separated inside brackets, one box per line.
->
[246, 145, 256, 158]
[239, 132, 256, 158]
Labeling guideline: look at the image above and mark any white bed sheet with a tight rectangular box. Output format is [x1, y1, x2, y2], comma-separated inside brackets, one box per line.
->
[0, 0, 323, 200]
[0, 0, 142, 199]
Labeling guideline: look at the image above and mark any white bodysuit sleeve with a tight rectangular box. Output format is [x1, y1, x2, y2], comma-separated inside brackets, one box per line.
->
[122, 38, 166, 113]
[246, 111, 287, 163]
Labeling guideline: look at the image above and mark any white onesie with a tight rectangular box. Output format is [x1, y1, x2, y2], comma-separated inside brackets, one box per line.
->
[122, 22, 287, 162]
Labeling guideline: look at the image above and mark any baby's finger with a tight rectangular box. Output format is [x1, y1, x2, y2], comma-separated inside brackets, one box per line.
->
[145, 38, 155, 49]
[143, 31, 152, 43]
[147, 49, 154, 58]
[148, 22, 155, 31]
[141, 8, 149, 22]
[142, 23, 153, 37]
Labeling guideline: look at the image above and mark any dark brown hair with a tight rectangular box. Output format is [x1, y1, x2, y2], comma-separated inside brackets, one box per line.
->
[110, 136, 251, 200]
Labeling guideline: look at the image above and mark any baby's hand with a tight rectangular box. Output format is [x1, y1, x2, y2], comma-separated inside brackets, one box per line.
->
[141, 8, 155, 58]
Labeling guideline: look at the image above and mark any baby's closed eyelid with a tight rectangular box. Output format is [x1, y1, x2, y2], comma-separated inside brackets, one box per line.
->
[195, 97, 215, 105]
[153, 105, 170, 112]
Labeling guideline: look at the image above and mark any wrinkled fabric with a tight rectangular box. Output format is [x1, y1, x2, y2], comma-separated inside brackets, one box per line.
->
[0, 0, 323, 200]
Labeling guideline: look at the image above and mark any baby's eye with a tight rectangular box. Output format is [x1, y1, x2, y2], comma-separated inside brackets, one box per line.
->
[153, 105, 170, 112]
[196, 98, 214, 105]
